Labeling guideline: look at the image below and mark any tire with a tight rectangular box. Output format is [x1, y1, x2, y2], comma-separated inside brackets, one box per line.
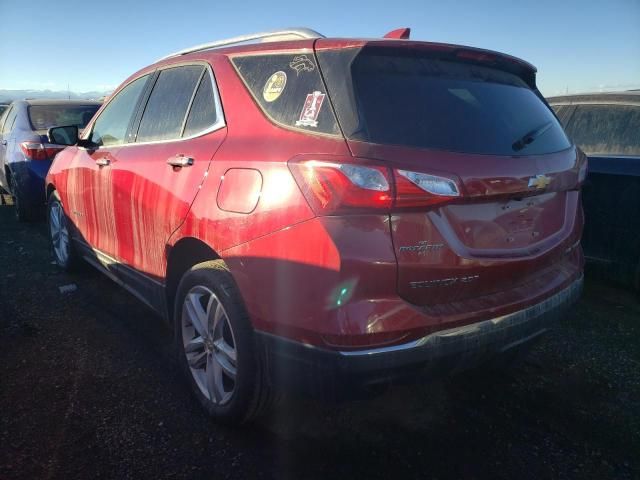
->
[174, 260, 271, 424]
[47, 191, 81, 271]
[10, 174, 38, 222]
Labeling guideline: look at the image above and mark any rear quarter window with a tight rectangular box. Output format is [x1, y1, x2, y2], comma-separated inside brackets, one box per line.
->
[231, 53, 340, 136]
[564, 104, 640, 156]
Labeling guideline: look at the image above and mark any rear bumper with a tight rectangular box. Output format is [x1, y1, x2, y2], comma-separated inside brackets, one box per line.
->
[10, 160, 52, 206]
[256, 275, 583, 397]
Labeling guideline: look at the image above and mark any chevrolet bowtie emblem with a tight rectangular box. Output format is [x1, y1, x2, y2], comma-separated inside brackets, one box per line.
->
[528, 174, 551, 189]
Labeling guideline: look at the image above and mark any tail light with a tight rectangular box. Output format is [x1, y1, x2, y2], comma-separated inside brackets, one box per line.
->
[289, 157, 461, 215]
[395, 170, 460, 208]
[289, 160, 392, 214]
[20, 142, 65, 161]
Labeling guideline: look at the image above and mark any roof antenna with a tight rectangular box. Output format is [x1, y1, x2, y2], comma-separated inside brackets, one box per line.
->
[384, 28, 411, 39]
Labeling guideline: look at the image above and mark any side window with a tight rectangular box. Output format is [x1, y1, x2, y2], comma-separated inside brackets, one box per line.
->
[231, 53, 340, 136]
[183, 72, 218, 137]
[90, 75, 149, 147]
[2, 107, 17, 135]
[136, 65, 204, 142]
[564, 105, 640, 156]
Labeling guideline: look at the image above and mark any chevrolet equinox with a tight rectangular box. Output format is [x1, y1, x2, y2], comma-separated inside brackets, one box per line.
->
[45, 27, 585, 423]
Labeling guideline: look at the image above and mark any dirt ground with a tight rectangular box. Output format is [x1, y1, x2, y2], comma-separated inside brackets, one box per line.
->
[0, 203, 638, 480]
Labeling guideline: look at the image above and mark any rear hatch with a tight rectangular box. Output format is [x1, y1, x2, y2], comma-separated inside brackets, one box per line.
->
[316, 40, 585, 306]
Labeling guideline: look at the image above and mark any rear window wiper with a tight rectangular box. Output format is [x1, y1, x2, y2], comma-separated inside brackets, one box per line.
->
[512, 121, 553, 152]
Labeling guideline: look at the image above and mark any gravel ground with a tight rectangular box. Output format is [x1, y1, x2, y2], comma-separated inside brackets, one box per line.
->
[0, 203, 638, 480]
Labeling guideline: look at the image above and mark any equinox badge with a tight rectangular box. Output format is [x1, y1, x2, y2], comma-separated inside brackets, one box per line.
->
[410, 275, 480, 289]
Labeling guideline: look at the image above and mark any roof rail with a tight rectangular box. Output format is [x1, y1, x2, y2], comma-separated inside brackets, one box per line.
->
[157, 27, 324, 61]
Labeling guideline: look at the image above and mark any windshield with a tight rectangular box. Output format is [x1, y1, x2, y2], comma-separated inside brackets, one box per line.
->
[317, 47, 571, 156]
[28, 104, 100, 131]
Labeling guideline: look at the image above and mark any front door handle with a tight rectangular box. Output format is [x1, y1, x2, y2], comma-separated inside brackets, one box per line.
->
[1, 140, 6, 146]
[167, 155, 194, 168]
[96, 158, 110, 167]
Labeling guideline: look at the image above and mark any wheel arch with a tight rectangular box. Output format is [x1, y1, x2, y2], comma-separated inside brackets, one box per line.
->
[165, 237, 222, 325]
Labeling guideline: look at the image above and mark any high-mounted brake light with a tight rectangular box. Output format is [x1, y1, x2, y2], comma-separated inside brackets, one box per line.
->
[20, 142, 65, 161]
[455, 50, 499, 64]
[289, 158, 462, 215]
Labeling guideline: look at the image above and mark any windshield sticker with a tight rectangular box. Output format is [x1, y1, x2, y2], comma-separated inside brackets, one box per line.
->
[295, 91, 325, 128]
[289, 55, 315, 75]
[262, 71, 287, 102]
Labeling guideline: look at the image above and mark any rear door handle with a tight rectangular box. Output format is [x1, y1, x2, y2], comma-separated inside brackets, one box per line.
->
[167, 155, 194, 168]
[1, 140, 6, 146]
[96, 158, 110, 167]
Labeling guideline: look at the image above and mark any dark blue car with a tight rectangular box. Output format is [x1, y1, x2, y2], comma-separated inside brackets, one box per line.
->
[0, 100, 101, 220]
[548, 91, 640, 290]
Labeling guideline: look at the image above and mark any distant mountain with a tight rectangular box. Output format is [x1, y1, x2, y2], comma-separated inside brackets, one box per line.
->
[0, 89, 111, 104]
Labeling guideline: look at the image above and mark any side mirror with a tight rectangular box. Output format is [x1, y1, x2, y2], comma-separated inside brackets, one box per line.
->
[48, 125, 79, 146]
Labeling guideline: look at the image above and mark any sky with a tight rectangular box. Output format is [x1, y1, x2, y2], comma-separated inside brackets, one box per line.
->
[0, 0, 638, 97]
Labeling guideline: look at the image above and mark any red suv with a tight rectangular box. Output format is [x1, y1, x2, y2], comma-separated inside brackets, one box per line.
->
[46, 27, 585, 423]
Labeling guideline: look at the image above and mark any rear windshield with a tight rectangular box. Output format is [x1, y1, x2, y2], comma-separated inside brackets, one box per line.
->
[562, 104, 640, 156]
[28, 104, 100, 131]
[317, 47, 571, 156]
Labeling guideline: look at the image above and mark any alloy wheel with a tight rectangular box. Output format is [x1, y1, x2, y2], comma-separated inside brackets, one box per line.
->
[181, 285, 238, 405]
[49, 201, 70, 265]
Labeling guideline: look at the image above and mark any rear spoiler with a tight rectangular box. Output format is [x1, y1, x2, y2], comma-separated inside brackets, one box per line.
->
[315, 38, 538, 89]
